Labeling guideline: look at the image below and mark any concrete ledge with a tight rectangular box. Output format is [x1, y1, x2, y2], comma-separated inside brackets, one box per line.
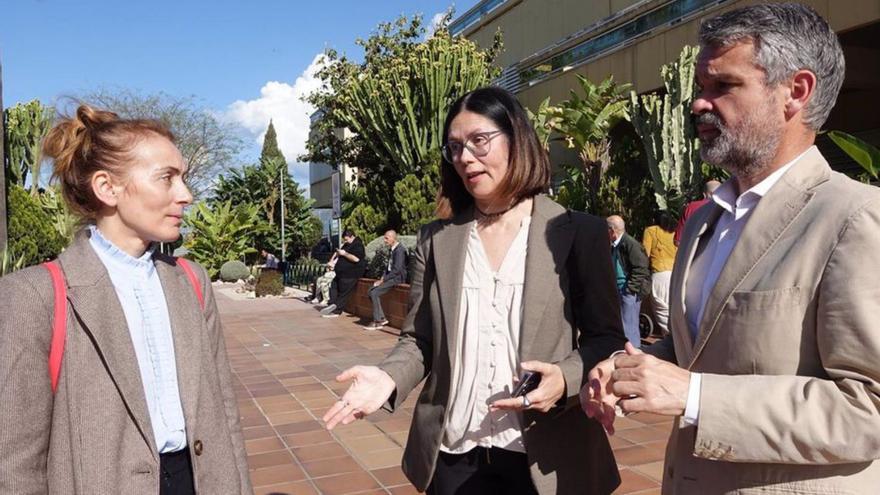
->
[345, 279, 411, 330]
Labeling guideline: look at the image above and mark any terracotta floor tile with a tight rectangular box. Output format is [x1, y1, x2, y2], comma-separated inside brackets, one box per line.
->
[616, 426, 671, 445]
[247, 450, 295, 470]
[388, 485, 420, 495]
[312, 471, 381, 495]
[253, 480, 318, 495]
[613, 445, 666, 466]
[301, 456, 364, 478]
[371, 466, 409, 487]
[341, 434, 399, 455]
[250, 464, 307, 487]
[283, 429, 335, 448]
[261, 400, 304, 414]
[355, 447, 404, 470]
[275, 420, 324, 436]
[246, 436, 287, 455]
[632, 460, 665, 482]
[243, 425, 278, 441]
[331, 421, 383, 439]
[291, 442, 349, 463]
[268, 410, 314, 426]
[615, 468, 660, 494]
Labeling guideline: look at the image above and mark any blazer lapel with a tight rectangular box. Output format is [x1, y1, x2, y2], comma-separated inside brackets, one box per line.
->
[157, 257, 203, 436]
[519, 195, 575, 359]
[59, 232, 158, 457]
[432, 211, 474, 366]
[688, 150, 828, 367]
[671, 204, 722, 364]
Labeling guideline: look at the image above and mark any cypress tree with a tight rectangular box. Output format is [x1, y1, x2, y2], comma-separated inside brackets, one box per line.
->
[260, 120, 286, 164]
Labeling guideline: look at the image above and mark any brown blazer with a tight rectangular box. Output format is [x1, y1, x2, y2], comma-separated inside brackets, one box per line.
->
[0, 231, 253, 494]
[649, 148, 880, 494]
[379, 195, 626, 494]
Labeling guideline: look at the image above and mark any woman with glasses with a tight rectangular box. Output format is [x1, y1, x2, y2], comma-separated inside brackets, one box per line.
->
[323, 87, 625, 495]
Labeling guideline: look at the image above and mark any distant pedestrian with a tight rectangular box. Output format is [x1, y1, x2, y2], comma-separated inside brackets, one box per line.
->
[261, 249, 279, 270]
[607, 215, 651, 348]
[641, 211, 677, 335]
[363, 230, 407, 330]
[320, 230, 366, 318]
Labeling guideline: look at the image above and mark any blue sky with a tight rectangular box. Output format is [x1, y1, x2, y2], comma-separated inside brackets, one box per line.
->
[2, 0, 478, 187]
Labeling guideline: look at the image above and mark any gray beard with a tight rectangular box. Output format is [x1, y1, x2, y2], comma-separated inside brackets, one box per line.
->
[698, 108, 782, 181]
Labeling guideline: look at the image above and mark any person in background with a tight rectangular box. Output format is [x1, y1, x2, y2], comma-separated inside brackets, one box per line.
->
[606, 215, 651, 348]
[320, 230, 366, 318]
[641, 211, 677, 335]
[673, 180, 721, 245]
[0, 105, 252, 494]
[363, 230, 407, 331]
[585, 4, 880, 493]
[323, 87, 625, 495]
[261, 249, 279, 270]
[308, 252, 337, 305]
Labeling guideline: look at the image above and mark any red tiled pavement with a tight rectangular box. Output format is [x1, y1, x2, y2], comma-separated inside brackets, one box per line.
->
[216, 284, 670, 494]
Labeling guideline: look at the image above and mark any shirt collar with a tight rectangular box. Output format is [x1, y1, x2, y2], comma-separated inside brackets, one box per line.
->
[88, 225, 157, 276]
[612, 235, 623, 248]
[712, 146, 814, 214]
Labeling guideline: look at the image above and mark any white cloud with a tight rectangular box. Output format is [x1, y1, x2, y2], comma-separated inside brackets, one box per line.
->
[425, 11, 448, 39]
[224, 53, 326, 172]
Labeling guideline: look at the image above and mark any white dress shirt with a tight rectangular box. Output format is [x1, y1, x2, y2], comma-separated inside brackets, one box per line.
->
[682, 147, 812, 425]
[441, 218, 531, 454]
[88, 226, 188, 452]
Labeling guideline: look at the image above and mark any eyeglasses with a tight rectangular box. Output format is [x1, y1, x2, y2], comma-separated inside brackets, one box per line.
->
[441, 130, 505, 163]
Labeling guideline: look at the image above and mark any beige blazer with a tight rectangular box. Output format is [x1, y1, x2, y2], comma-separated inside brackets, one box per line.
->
[0, 231, 253, 494]
[649, 148, 880, 494]
[379, 195, 626, 494]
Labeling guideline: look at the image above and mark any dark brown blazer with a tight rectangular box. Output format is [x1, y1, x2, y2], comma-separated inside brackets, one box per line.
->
[0, 231, 253, 494]
[379, 195, 626, 494]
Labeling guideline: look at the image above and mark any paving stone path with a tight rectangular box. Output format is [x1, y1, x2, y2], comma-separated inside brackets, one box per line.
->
[216, 285, 668, 494]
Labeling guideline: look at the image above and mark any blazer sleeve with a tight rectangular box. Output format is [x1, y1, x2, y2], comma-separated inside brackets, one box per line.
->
[195, 263, 254, 493]
[695, 199, 880, 463]
[0, 267, 54, 494]
[557, 216, 628, 401]
[378, 224, 436, 411]
[625, 236, 651, 297]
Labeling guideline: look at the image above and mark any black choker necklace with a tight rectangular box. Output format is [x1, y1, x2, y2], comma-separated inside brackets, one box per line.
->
[475, 201, 519, 220]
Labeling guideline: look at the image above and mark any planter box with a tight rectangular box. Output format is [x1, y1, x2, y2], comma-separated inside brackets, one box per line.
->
[345, 278, 411, 330]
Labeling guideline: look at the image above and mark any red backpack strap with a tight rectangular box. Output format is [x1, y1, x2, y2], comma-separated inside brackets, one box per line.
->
[43, 261, 67, 394]
[176, 258, 205, 311]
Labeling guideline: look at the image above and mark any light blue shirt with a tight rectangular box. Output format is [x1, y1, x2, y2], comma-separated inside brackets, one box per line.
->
[88, 226, 187, 453]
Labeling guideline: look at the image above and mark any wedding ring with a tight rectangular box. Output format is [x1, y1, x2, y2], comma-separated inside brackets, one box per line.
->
[522, 395, 532, 408]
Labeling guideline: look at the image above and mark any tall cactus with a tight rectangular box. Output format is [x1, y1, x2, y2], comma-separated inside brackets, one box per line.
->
[333, 30, 501, 177]
[627, 45, 702, 213]
[4, 100, 54, 194]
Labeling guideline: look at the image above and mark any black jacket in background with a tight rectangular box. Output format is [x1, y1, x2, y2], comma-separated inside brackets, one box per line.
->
[616, 233, 651, 298]
[334, 237, 367, 279]
[384, 244, 408, 285]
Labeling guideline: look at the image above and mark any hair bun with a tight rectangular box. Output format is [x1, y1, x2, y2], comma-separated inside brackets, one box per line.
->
[75, 104, 119, 132]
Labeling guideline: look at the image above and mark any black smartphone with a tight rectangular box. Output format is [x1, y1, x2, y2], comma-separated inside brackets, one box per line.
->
[511, 371, 542, 397]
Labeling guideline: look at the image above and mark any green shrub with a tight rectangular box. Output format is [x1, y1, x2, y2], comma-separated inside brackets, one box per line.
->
[255, 269, 284, 297]
[8, 185, 67, 267]
[219, 260, 250, 282]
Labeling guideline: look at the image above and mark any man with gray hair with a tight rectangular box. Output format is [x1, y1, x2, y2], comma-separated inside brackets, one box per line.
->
[584, 4, 880, 493]
[606, 215, 650, 348]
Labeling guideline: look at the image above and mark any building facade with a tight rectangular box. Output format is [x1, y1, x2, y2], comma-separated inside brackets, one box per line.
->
[452, 0, 880, 168]
[307, 110, 359, 240]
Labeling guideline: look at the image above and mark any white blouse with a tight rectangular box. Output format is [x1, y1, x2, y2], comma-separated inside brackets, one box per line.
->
[441, 217, 531, 454]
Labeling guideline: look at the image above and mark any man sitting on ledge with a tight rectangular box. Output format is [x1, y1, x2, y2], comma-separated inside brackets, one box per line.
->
[363, 230, 407, 331]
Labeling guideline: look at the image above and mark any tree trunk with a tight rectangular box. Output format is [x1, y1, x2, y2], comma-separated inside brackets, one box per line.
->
[0, 55, 7, 253]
